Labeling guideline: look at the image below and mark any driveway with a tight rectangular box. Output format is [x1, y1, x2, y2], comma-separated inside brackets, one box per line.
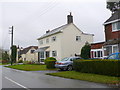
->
[2, 65, 111, 89]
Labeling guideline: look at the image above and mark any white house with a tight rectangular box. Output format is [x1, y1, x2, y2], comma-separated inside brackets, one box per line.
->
[18, 46, 38, 62]
[36, 13, 94, 62]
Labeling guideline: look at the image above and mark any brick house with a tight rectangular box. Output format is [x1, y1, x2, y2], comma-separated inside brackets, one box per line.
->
[90, 9, 120, 58]
[103, 9, 120, 57]
[91, 42, 105, 59]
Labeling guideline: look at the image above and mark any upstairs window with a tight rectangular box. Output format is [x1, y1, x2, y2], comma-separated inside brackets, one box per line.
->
[39, 40, 43, 45]
[31, 50, 35, 53]
[52, 36, 56, 42]
[76, 36, 81, 41]
[112, 21, 120, 31]
[46, 38, 49, 43]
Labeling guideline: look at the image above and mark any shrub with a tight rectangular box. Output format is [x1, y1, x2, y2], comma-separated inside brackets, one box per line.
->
[45, 57, 57, 69]
[2, 60, 9, 64]
[17, 60, 23, 63]
[73, 59, 120, 77]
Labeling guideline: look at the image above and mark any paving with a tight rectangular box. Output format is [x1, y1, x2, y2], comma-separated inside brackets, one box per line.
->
[1, 65, 112, 89]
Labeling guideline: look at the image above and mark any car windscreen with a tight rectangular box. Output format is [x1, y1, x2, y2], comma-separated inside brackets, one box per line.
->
[61, 57, 70, 61]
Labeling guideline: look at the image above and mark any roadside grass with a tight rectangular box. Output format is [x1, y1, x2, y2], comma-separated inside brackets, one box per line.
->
[46, 71, 120, 84]
[5, 64, 57, 71]
[0, 63, 2, 65]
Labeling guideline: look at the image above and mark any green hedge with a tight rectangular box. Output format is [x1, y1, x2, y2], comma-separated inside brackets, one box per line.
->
[45, 57, 57, 69]
[73, 59, 120, 77]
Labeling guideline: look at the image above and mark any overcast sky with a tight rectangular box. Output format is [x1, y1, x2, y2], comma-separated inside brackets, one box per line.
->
[1, 0, 111, 50]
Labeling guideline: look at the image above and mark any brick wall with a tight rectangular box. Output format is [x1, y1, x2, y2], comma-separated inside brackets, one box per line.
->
[105, 24, 120, 41]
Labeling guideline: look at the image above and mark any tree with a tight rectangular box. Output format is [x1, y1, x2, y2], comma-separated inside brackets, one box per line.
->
[2, 51, 9, 61]
[80, 42, 91, 59]
[11, 45, 17, 65]
[107, 0, 120, 13]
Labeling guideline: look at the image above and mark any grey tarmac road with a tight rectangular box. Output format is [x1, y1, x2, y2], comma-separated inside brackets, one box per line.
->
[1, 65, 112, 89]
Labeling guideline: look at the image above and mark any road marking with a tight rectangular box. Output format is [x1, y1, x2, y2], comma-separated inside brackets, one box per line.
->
[5, 76, 30, 90]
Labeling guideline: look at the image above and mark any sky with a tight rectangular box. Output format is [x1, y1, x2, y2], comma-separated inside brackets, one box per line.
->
[0, 0, 111, 50]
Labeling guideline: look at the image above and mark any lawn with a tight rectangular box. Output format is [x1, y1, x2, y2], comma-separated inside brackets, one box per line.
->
[5, 64, 56, 71]
[0, 63, 2, 65]
[46, 71, 120, 84]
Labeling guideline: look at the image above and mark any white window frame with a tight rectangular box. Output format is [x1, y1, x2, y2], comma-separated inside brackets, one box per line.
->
[112, 45, 119, 53]
[39, 40, 43, 45]
[112, 21, 120, 32]
[76, 36, 81, 41]
[52, 51, 57, 57]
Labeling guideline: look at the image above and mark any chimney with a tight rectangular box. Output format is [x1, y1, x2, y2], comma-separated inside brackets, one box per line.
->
[67, 12, 73, 24]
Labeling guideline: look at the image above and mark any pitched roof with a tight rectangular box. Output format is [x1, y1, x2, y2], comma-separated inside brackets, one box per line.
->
[37, 24, 69, 40]
[19, 46, 38, 55]
[104, 9, 120, 24]
[37, 23, 94, 40]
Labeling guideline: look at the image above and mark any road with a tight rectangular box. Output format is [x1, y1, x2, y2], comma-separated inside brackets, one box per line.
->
[1, 65, 111, 89]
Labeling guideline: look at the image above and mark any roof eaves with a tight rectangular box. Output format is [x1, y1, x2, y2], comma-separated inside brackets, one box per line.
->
[37, 30, 62, 40]
[103, 19, 120, 25]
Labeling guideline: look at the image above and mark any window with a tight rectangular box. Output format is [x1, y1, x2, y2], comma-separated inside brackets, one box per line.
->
[31, 50, 35, 53]
[94, 51, 97, 57]
[113, 45, 118, 53]
[112, 21, 120, 31]
[39, 40, 43, 45]
[40, 52, 44, 58]
[52, 36, 56, 42]
[76, 36, 81, 41]
[52, 51, 57, 57]
[46, 38, 49, 43]
[97, 51, 101, 57]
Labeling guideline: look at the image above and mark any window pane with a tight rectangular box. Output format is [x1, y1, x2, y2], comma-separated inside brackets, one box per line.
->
[76, 36, 81, 41]
[52, 51, 57, 57]
[113, 46, 118, 53]
[98, 51, 100, 57]
[117, 21, 120, 30]
[40, 52, 44, 58]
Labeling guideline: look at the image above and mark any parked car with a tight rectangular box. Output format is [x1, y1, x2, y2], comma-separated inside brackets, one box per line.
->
[106, 52, 120, 60]
[55, 57, 82, 71]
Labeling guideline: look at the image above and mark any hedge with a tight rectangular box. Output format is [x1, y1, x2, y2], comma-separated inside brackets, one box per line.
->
[73, 59, 120, 77]
[45, 57, 57, 69]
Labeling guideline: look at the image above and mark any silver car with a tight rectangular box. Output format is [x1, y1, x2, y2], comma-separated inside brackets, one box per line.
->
[55, 57, 82, 71]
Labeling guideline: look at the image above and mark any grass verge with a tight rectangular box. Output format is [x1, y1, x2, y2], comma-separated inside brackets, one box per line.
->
[5, 64, 57, 71]
[46, 71, 120, 84]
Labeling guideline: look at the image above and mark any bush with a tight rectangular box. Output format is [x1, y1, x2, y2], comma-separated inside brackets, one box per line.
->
[45, 57, 57, 69]
[2, 60, 9, 64]
[73, 59, 120, 77]
[23, 61, 32, 64]
[17, 60, 23, 63]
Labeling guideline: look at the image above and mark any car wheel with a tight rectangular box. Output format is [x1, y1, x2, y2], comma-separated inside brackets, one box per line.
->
[67, 65, 73, 71]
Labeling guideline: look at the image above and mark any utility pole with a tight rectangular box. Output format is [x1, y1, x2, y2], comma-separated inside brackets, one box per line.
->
[9, 26, 14, 65]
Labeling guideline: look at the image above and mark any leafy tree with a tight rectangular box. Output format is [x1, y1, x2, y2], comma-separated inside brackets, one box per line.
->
[80, 42, 91, 59]
[11, 45, 17, 65]
[107, 0, 120, 13]
[2, 51, 9, 60]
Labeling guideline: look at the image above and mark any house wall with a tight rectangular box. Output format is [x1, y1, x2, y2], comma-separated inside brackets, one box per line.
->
[61, 23, 93, 59]
[105, 24, 120, 41]
[21, 47, 38, 61]
[38, 33, 62, 60]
